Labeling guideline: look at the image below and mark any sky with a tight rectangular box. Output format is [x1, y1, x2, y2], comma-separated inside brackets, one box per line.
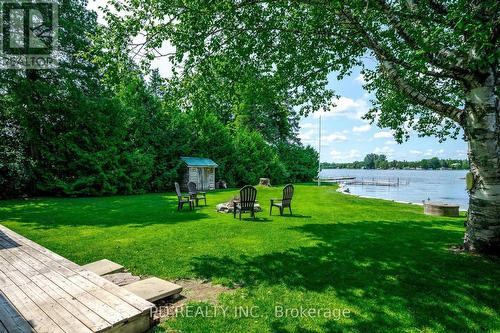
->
[87, 0, 468, 163]
[298, 68, 467, 162]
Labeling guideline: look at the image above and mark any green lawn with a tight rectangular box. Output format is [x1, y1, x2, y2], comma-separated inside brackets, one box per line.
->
[0, 184, 498, 332]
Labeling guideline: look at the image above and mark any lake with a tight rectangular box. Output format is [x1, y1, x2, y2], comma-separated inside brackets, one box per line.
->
[320, 169, 469, 210]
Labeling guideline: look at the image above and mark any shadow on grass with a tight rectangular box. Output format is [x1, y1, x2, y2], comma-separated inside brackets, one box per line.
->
[0, 194, 211, 229]
[231, 215, 273, 223]
[243, 218, 273, 223]
[278, 214, 312, 219]
[190, 220, 500, 332]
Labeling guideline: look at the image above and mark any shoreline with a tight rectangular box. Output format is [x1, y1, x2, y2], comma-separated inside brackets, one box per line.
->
[321, 168, 468, 171]
[337, 190, 468, 212]
[322, 169, 468, 211]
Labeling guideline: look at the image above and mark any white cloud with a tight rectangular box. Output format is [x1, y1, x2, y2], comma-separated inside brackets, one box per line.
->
[301, 122, 317, 129]
[323, 132, 347, 143]
[314, 96, 370, 120]
[422, 149, 444, 157]
[355, 73, 366, 84]
[300, 128, 348, 146]
[410, 150, 422, 154]
[352, 124, 371, 133]
[298, 129, 316, 145]
[424, 149, 434, 156]
[374, 146, 395, 155]
[384, 140, 396, 145]
[373, 131, 393, 139]
[330, 150, 342, 157]
[330, 149, 362, 162]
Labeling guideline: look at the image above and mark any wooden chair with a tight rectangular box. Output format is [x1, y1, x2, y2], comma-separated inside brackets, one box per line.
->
[234, 185, 257, 220]
[187, 181, 207, 206]
[175, 182, 194, 211]
[270, 184, 294, 216]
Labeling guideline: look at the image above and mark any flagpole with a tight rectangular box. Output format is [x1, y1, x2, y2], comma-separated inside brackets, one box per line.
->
[317, 114, 322, 186]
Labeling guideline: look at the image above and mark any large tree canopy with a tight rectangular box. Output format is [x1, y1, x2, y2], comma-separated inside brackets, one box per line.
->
[1, 0, 319, 198]
[103, 0, 499, 253]
[160, 57, 302, 142]
[103, 0, 495, 138]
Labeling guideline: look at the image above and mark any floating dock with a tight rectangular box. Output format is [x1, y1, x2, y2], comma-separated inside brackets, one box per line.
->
[343, 179, 402, 186]
[317, 177, 356, 182]
[319, 177, 409, 187]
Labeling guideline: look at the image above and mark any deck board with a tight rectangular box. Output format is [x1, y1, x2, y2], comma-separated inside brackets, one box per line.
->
[0, 225, 154, 333]
[30, 274, 110, 332]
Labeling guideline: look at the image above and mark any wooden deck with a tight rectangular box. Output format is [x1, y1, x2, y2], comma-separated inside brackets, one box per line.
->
[0, 225, 154, 333]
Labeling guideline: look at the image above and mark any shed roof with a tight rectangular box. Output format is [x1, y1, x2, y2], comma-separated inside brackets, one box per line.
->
[180, 156, 218, 167]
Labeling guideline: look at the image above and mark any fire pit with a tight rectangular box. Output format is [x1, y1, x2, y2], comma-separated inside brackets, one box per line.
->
[216, 196, 263, 213]
[423, 201, 459, 217]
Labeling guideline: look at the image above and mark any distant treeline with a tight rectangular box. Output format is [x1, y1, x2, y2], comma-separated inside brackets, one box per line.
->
[322, 154, 469, 170]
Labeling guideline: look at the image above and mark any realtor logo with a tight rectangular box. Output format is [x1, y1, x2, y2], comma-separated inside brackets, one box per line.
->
[1, 0, 58, 69]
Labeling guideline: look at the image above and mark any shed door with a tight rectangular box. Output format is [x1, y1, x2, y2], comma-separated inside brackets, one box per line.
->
[207, 168, 215, 189]
[198, 168, 208, 190]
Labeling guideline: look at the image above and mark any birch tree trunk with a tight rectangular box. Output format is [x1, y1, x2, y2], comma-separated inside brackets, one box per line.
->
[463, 71, 500, 254]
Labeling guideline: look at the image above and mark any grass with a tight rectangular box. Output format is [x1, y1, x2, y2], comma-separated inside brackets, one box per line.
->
[0, 184, 498, 332]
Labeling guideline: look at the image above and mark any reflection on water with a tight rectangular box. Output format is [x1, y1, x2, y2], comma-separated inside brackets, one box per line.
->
[321, 169, 469, 210]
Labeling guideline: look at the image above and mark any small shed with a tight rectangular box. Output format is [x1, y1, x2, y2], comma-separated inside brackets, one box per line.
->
[180, 156, 218, 191]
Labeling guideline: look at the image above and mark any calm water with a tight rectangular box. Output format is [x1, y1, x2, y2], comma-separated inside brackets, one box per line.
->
[320, 169, 469, 209]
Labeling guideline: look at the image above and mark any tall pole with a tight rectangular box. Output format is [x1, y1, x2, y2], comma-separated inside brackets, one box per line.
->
[317, 115, 322, 186]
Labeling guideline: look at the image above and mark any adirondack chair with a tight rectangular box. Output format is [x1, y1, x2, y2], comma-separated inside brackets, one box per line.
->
[270, 184, 294, 216]
[187, 181, 207, 206]
[233, 185, 258, 220]
[175, 182, 194, 211]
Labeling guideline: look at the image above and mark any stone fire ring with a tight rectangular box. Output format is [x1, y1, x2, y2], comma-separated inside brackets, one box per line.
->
[423, 201, 460, 217]
[216, 201, 263, 213]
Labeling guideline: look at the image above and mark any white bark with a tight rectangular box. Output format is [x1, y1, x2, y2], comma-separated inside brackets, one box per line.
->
[463, 70, 500, 254]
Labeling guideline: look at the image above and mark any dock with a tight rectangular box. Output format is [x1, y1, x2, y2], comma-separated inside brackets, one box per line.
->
[317, 177, 356, 183]
[0, 225, 154, 333]
[342, 179, 406, 186]
[319, 177, 408, 186]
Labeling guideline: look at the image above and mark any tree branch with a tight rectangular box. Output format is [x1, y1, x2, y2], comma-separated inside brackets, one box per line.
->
[381, 61, 465, 124]
[375, 0, 472, 80]
[337, 7, 465, 124]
